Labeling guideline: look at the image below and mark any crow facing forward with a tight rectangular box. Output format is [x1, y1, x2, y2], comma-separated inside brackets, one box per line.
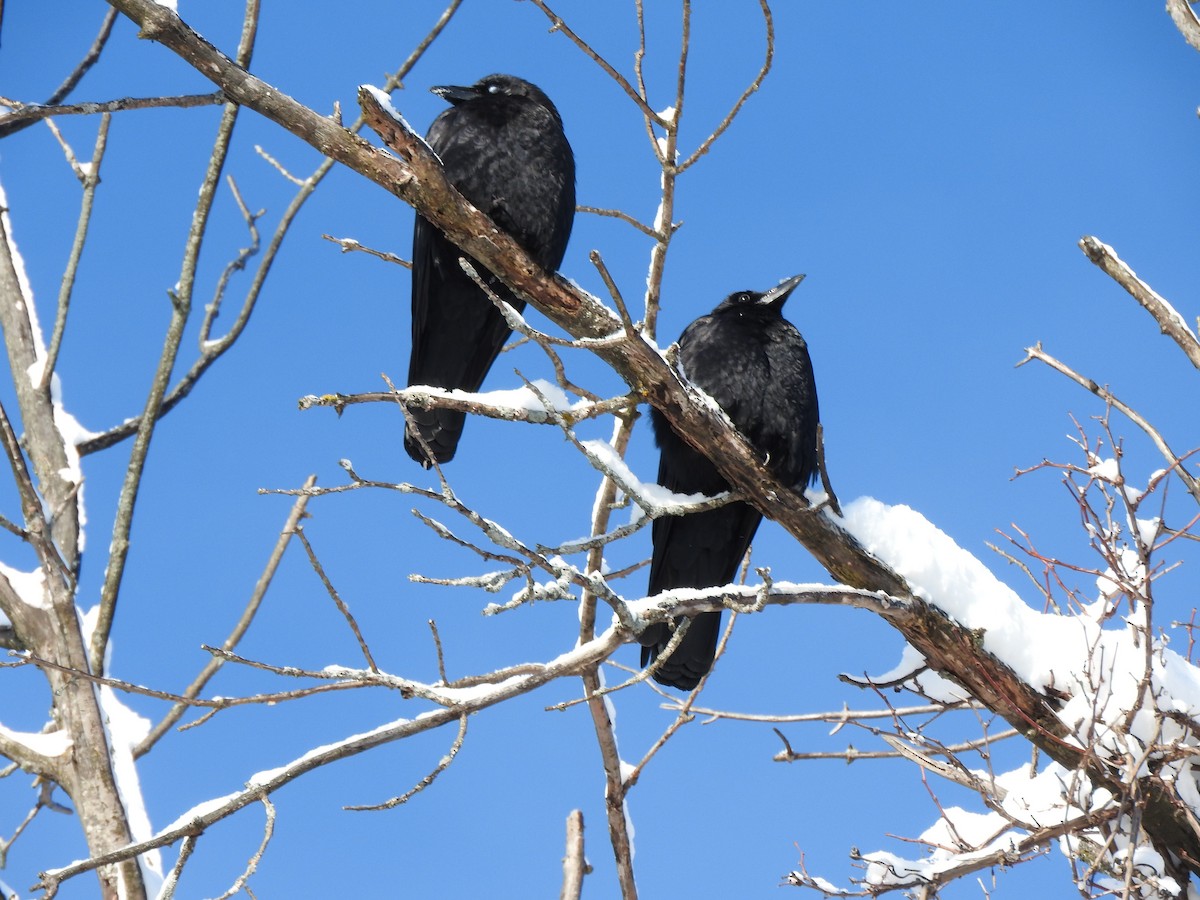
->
[405, 74, 575, 466]
[641, 275, 821, 690]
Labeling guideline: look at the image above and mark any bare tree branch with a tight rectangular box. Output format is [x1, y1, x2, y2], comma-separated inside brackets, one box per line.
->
[91, 14, 1198, 866]
[1167, 0, 1200, 53]
[526, 0, 662, 125]
[40, 113, 110, 393]
[78, 0, 464, 456]
[298, 384, 633, 423]
[320, 232, 412, 267]
[0, 182, 143, 897]
[575, 411, 640, 899]
[344, 715, 467, 811]
[677, 0, 774, 172]
[11, 5, 1187, 895]
[560, 809, 588, 900]
[0, 8, 119, 139]
[36, 624, 628, 892]
[1019, 341, 1200, 503]
[1079, 235, 1200, 370]
[294, 526, 379, 673]
[135, 474, 317, 757]
[0, 92, 225, 129]
[87, 2, 261, 680]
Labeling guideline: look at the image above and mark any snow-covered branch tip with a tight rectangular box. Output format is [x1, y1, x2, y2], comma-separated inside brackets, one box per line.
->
[1079, 235, 1200, 370]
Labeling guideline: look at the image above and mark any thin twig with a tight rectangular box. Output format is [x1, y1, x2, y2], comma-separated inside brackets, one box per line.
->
[136, 474, 317, 757]
[294, 527, 379, 673]
[0, 8, 119, 139]
[42, 118, 86, 179]
[15, 651, 362, 714]
[321, 233, 411, 267]
[428, 619, 448, 684]
[344, 715, 468, 810]
[253, 143, 307, 185]
[527, 0, 661, 124]
[669, 701, 982, 725]
[200, 175, 262, 345]
[623, 621, 714, 789]
[41, 114, 110, 391]
[575, 410, 640, 897]
[210, 796, 275, 900]
[577, 205, 657, 239]
[88, 3, 262, 676]
[0, 92, 225, 129]
[1019, 342, 1200, 503]
[677, 1, 774, 172]
[156, 834, 199, 900]
[590, 250, 637, 335]
[0, 794, 47, 868]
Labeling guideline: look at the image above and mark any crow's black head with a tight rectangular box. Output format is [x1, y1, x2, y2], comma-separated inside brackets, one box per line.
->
[430, 74, 563, 124]
[714, 274, 805, 315]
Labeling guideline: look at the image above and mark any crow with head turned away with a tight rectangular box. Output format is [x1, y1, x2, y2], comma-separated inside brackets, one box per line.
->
[640, 275, 821, 690]
[405, 74, 575, 466]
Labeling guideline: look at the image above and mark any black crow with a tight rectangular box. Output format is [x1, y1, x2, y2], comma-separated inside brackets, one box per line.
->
[640, 275, 820, 690]
[405, 74, 575, 465]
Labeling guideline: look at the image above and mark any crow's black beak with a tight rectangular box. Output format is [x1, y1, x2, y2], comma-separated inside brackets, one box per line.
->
[431, 84, 479, 105]
[758, 274, 805, 309]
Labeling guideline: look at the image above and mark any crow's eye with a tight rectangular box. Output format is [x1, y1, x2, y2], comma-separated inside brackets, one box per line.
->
[487, 83, 501, 94]
[737, 292, 750, 303]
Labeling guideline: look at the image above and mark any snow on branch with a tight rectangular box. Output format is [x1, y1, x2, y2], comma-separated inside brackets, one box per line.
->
[1080, 236, 1200, 370]
[1167, 0, 1200, 54]
[36, 623, 627, 892]
[786, 415, 1200, 896]
[298, 381, 633, 425]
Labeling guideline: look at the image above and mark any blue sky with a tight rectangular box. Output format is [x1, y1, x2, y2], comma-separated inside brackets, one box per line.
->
[1, 2, 1198, 897]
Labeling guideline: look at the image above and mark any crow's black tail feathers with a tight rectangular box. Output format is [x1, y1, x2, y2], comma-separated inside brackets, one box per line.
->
[403, 408, 465, 467]
[639, 613, 722, 691]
